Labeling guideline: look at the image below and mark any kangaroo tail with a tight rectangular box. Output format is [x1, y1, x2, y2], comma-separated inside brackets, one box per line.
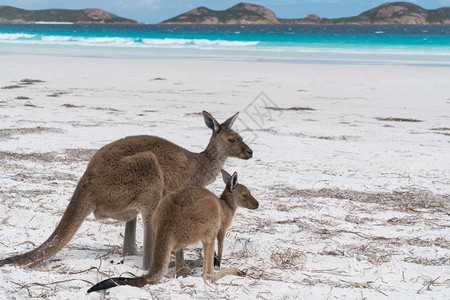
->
[0, 185, 92, 267]
[87, 277, 146, 293]
[88, 231, 173, 293]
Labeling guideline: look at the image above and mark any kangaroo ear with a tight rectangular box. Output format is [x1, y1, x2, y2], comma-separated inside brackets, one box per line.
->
[222, 112, 239, 129]
[203, 111, 220, 133]
[221, 169, 232, 185]
[230, 172, 238, 191]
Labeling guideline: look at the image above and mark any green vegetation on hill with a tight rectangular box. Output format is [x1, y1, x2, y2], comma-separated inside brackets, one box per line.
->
[427, 7, 450, 23]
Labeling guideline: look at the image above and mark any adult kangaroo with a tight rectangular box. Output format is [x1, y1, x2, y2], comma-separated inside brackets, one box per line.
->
[87, 170, 259, 293]
[0, 111, 253, 270]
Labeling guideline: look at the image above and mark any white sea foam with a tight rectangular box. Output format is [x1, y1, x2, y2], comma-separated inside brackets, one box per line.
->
[140, 38, 259, 47]
[0, 33, 36, 40]
[0, 34, 260, 49]
[141, 38, 191, 45]
[41, 35, 73, 42]
[78, 37, 135, 45]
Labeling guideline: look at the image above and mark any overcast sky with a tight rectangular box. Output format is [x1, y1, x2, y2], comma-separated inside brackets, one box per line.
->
[2, 0, 449, 23]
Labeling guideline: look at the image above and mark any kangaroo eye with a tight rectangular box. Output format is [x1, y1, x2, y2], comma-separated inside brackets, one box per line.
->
[228, 139, 236, 143]
[243, 194, 248, 198]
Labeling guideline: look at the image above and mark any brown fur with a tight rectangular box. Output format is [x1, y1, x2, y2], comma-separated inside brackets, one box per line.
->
[0, 111, 252, 269]
[87, 170, 258, 293]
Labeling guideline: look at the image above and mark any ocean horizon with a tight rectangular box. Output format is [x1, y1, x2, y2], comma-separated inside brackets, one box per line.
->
[1, 23, 449, 66]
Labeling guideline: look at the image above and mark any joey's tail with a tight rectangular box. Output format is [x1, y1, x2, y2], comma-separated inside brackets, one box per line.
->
[88, 232, 173, 293]
[87, 277, 147, 293]
[0, 185, 92, 267]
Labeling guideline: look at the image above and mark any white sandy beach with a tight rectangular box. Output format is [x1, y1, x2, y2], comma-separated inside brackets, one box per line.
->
[0, 55, 449, 299]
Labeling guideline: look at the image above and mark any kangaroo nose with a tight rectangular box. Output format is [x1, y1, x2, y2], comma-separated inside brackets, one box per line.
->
[246, 148, 253, 158]
[254, 201, 259, 209]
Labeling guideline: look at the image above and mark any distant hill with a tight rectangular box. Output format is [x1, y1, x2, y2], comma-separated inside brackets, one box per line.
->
[0, 6, 139, 24]
[162, 3, 280, 24]
[319, 2, 450, 25]
[162, 2, 450, 25]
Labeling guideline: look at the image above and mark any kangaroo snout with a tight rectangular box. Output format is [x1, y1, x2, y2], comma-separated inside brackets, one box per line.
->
[251, 199, 259, 209]
[240, 146, 253, 159]
[244, 195, 259, 210]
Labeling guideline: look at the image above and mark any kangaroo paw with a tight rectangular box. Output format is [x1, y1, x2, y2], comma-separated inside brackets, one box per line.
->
[204, 267, 245, 283]
[176, 259, 203, 277]
[187, 258, 203, 270]
[176, 262, 191, 278]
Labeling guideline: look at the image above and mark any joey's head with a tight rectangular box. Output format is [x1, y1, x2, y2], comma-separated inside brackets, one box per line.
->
[221, 169, 259, 210]
[203, 111, 253, 160]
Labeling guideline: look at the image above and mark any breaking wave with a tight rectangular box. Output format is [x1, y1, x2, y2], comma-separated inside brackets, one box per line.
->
[0, 33, 37, 40]
[0, 33, 260, 49]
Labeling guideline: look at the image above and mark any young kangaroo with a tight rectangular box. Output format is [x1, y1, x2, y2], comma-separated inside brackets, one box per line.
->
[87, 169, 258, 293]
[0, 111, 253, 270]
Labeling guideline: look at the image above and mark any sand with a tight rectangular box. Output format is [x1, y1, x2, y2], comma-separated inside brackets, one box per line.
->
[0, 55, 449, 299]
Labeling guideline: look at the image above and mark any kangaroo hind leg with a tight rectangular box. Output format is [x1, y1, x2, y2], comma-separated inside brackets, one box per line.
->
[118, 150, 164, 268]
[123, 217, 138, 256]
[202, 238, 244, 283]
[140, 186, 163, 270]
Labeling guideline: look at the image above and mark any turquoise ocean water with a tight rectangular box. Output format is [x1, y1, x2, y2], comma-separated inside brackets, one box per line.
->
[0, 24, 449, 65]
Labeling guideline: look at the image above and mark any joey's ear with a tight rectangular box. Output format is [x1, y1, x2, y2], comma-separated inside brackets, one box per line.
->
[230, 172, 238, 191]
[222, 112, 239, 129]
[221, 169, 232, 185]
[203, 111, 220, 133]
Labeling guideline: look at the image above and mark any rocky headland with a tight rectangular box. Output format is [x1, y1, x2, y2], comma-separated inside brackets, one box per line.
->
[0, 6, 139, 24]
[161, 2, 450, 25]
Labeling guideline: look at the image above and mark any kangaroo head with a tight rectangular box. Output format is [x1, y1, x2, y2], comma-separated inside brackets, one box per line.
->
[203, 111, 253, 160]
[221, 169, 259, 210]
